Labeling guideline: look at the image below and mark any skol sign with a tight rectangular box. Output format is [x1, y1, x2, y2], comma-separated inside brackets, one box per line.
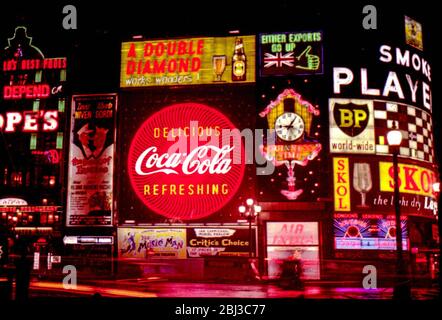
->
[379, 162, 437, 197]
[333, 157, 351, 211]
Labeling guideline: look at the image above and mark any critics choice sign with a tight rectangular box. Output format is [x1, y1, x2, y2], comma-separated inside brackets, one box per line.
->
[127, 103, 245, 220]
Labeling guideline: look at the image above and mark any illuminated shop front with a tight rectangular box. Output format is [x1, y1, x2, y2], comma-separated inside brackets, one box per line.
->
[0, 26, 67, 256]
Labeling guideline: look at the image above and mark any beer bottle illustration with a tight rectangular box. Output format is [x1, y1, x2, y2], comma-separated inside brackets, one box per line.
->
[232, 37, 246, 81]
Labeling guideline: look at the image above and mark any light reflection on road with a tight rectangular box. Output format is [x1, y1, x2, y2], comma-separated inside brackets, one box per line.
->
[29, 279, 439, 299]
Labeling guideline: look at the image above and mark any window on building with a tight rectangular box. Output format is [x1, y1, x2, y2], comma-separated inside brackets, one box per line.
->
[11, 171, 23, 187]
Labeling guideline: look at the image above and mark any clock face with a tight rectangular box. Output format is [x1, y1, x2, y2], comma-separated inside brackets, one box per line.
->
[274, 112, 305, 142]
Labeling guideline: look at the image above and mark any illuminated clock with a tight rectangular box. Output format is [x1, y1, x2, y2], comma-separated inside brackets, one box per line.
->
[274, 112, 305, 142]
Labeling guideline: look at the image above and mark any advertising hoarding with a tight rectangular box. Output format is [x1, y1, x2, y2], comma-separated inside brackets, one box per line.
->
[266, 222, 319, 246]
[258, 89, 322, 201]
[329, 98, 375, 154]
[186, 227, 254, 258]
[330, 99, 435, 163]
[66, 94, 117, 226]
[127, 102, 245, 221]
[405, 16, 423, 51]
[118, 228, 186, 259]
[333, 156, 438, 217]
[259, 31, 323, 76]
[120, 36, 255, 87]
[266, 221, 320, 280]
[334, 217, 408, 250]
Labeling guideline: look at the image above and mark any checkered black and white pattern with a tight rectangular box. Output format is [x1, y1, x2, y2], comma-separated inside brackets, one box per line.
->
[373, 100, 434, 163]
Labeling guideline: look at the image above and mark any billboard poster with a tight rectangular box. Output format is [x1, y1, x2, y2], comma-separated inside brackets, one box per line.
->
[186, 227, 254, 258]
[259, 31, 323, 76]
[66, 94, 117, 226]
[333, 156, 438, 217]
[329, 98, 375, 154]
[334, 216, 408, 250]
[127, 103, 245, 221]
[266, 222, 319, 246]
[120, 36, 255, 87]
[405, 16, 423, 51]
[118, 228, 186, 259]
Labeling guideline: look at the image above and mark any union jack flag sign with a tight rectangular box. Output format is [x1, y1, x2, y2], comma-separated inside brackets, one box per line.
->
[263, 52, 295, 68]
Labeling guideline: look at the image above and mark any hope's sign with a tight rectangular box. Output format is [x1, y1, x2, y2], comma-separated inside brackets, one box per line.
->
[120, 36, 255, 87]
[379, 162, 437, 197]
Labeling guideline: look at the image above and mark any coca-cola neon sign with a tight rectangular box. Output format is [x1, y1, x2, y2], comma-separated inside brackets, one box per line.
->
[128, 103, 245, 220]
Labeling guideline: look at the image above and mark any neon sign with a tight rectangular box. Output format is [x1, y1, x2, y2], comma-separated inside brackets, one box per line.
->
[259, 31, 323, 76]
[2, 27, 67, 100]
[127, 103, 245, 220]
[379, 162, 437, 197]
[333, 45, 432, 111]
[329, 99, 375, 154]
[0, 111, 58, 133]
[259, 89, 321, 200]
[332, 157, 438, 217]
[334, 218, 408, 250]
[120, 36, 256, 87]
[3, 84, 50, 99]
[2, 58, 67, 71]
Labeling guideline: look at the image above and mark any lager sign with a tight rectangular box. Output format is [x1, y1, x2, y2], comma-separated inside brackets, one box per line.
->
[127, 103, 245, 220]
[120, 36, 255, 87]
[333, 157, 438, 217]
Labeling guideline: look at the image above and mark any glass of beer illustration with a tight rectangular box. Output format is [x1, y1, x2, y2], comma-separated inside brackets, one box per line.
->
[212, 55, 227, 82]
[353, 163, 372, 208]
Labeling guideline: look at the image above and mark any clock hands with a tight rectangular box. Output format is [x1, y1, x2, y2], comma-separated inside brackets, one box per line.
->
[282, 117, 296, 129]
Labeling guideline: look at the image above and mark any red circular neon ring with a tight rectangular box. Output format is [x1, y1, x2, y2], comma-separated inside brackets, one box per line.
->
[128, 103, 245, 220]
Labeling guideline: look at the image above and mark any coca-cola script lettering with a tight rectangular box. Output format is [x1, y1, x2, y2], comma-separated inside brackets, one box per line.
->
[135, 145, 234, 176]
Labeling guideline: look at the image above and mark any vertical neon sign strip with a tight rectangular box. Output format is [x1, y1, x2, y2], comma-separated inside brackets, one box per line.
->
[29, 134, 37, 150]
[56, 133, 63, 149]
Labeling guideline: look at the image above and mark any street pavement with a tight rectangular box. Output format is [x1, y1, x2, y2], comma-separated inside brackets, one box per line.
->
[26, 278, 440, 299]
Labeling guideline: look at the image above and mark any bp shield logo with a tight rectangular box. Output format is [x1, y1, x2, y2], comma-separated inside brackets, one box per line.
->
[333, 103, 369, 137]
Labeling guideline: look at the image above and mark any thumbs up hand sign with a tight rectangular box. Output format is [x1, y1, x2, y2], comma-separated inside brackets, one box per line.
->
[295, 46, 320, 70]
